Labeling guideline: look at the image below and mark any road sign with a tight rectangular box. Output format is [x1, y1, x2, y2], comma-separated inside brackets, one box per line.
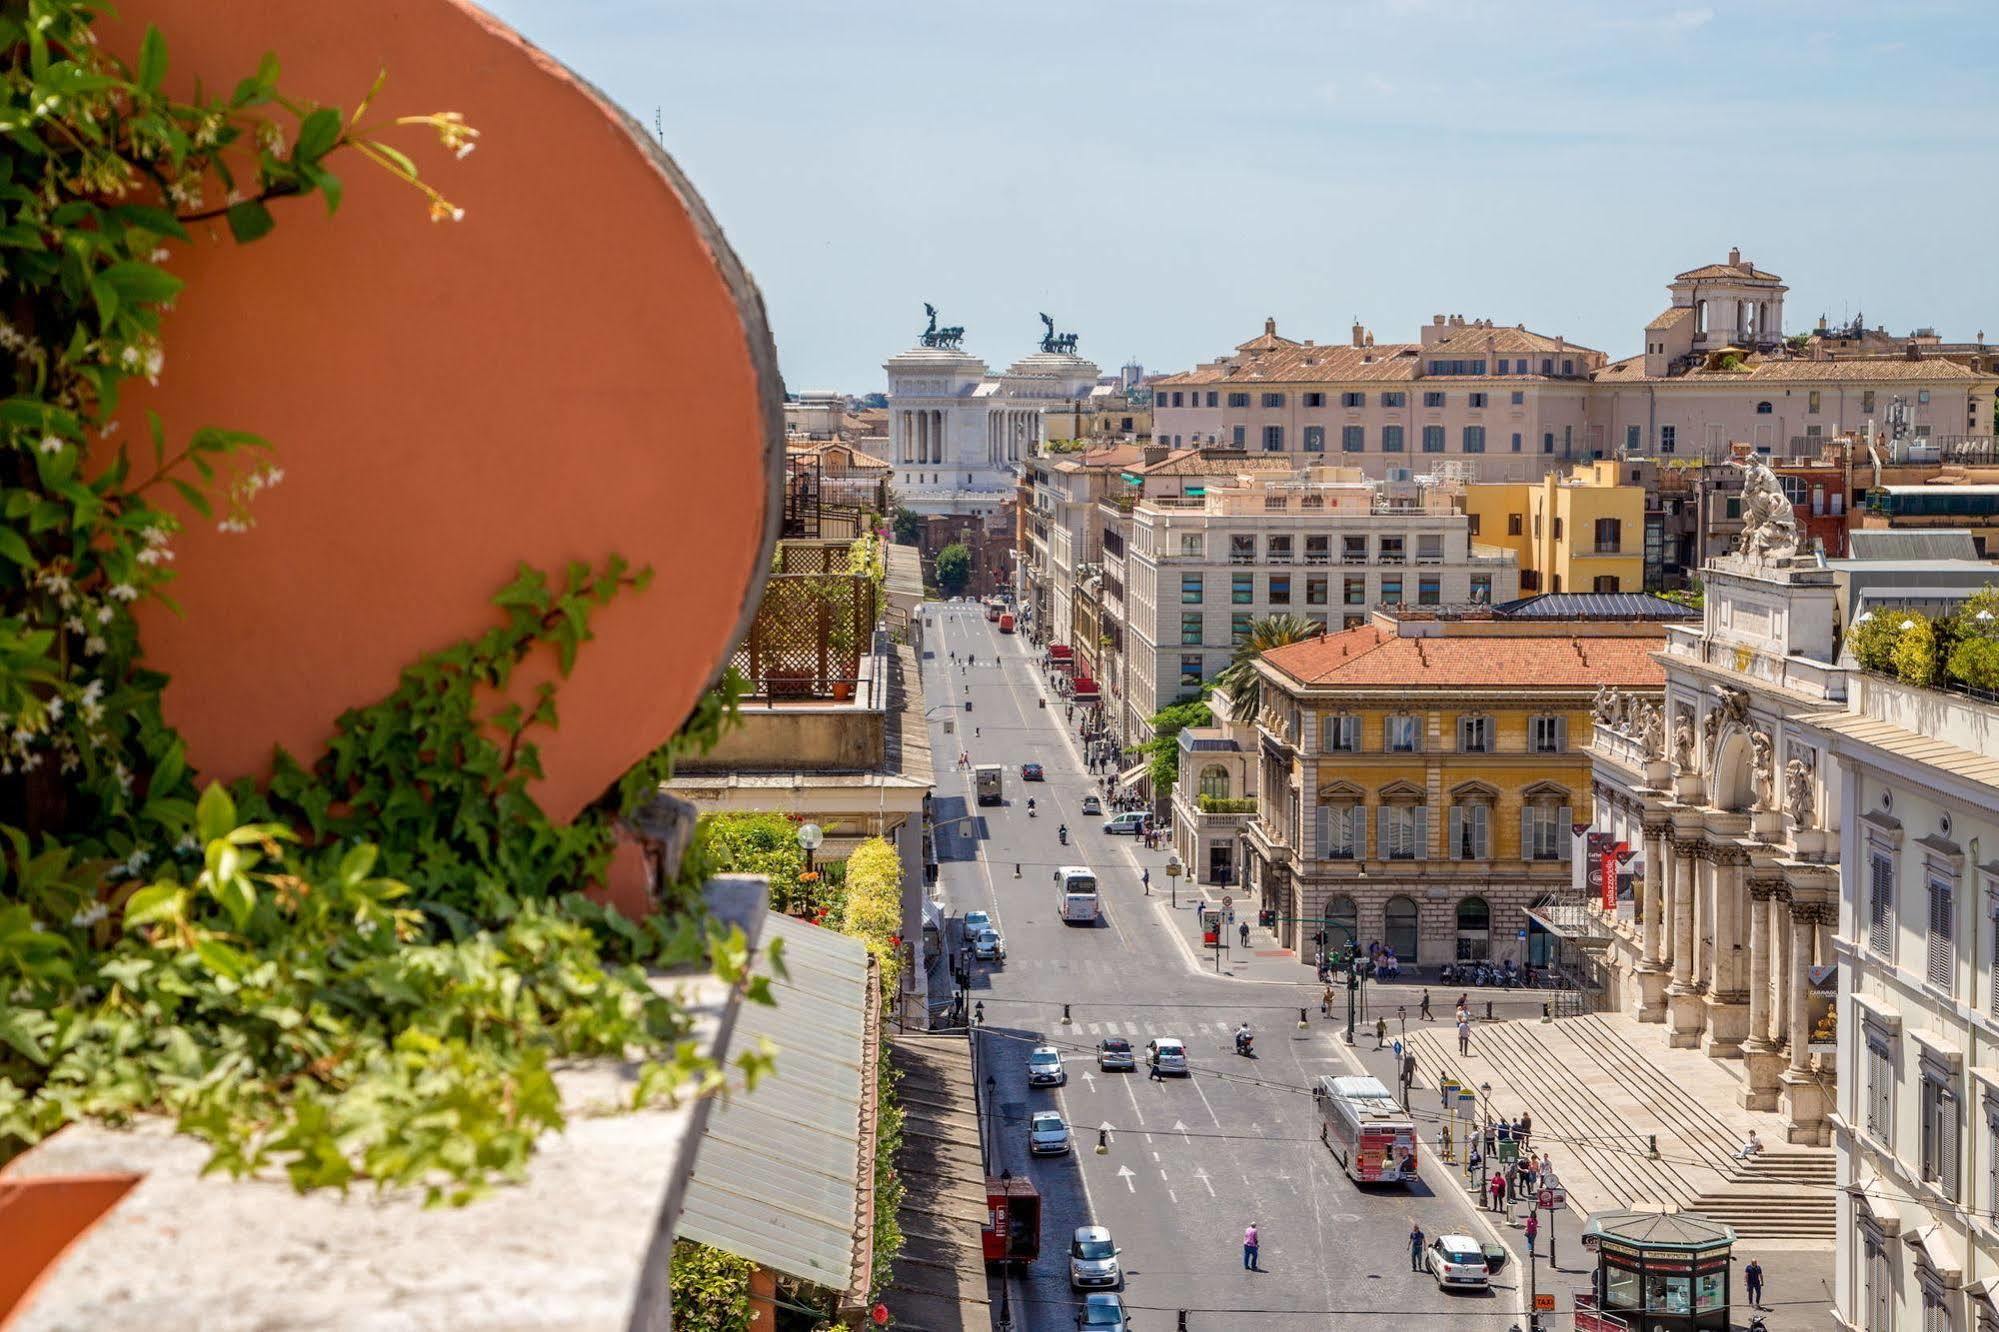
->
[1222, 895, 1233, 909]
[1534, 1293, 1557, 1312]
[1538, 1187, 1567, 1210]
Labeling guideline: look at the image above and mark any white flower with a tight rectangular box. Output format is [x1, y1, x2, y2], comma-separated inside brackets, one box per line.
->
[20, 750, 41, 772]
[44, 697, 62, 722]
[136, 546, 172, 565]
[174, 833, 198, 853]
[95, 604, 113, 624]
[70, 903, 109, 928]
[120, 346, 141, 368]
[38, 434, 63, 454]
[108, 582, 138, 602]
[112, 761, 133, 795]
[80, 678, 104, 707]
[455, 141, 476, 159]
[149, 248, 170, 262]
[84, 635, 106, 655]
[28, 919, 44, 933]
[262, 466, 285, 487]
[122, 848, 150, 876]
[100, 419, 120, 439]
[217, 518, 250, 535]
[143, 347, 163, 383]
[355, 916, 379, 939]
[63, 615, 84, 635]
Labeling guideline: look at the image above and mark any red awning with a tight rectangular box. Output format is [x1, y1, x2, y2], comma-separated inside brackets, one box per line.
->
[1048, 644, 1073, 658]
[1074, 677, 1098, 693]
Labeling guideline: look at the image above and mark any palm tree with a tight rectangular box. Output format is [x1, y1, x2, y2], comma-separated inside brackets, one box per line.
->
[1211, 613, 1325, 724]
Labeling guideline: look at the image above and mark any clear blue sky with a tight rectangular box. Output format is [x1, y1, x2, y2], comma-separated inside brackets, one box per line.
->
[481, 0, 1998, 393]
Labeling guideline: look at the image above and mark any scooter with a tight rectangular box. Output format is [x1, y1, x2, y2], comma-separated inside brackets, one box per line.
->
[1027, 800, 1037, 819]
[1233, 1032, 1255, 1058]
[1058, 824, 1069, 846]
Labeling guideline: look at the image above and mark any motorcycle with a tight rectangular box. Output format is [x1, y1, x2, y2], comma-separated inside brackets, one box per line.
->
[1057, 824, 1069, 846]
[1027, 800, 1037, 819]
[1233, 1031, 1255, 1057]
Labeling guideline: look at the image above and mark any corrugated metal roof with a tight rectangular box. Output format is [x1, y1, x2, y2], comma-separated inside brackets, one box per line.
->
[1490, 592, 1697, 620]
[1844, 529, 1981, 561]
[679, 912, 874, 1297]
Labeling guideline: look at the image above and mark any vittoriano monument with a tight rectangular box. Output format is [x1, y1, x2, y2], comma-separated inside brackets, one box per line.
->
[1037, 311, 1078, 355]
[920, 303, 965, 350]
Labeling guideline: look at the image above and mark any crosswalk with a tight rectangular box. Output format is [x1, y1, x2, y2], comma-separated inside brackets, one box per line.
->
[1041, 1019, 1263, 1041]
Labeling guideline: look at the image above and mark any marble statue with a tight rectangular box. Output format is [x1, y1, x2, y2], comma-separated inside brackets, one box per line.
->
[1749, 728, 1775, 811]
[1638, 701, 1664, 758]
[1786, 754, 1817, 830]
[1591, 684, 1616, 727]
[1735, 456, 1802, 562]
[1672, 712, 1696, 771]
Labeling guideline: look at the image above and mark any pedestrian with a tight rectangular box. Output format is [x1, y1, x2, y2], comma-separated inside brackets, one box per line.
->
[1420, 989, 1433, 1021]
[1239, 921, 1250, 948]
[1141, 868, 1150, 893]
[1148, 1054, 1163, 1083]
[1525, 1211, 1539, 1258]
[1456, 992, 1469, 1016]
[1408, 1222, 1425, 1272]
[1489, 1169, 1506, 1213]
[1466, 1145, 1483, 1187]
[1243, 1222, 1259, 1271]
[1744, 1257, 1764, 1308]
[1497, 1117, 1512, 1144]
[1457, 1015, 1472, 1056]
[1321, 983, 1335, 1016]
[1733, 1129, 1764, 1160]
[1519, 1110, 1533, 1148]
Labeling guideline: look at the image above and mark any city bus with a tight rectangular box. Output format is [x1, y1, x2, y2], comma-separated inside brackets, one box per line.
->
[1052, 866, 1100, 924]
[985, 600, 1002, 622]
[974, 764, 1004, 806]
[1314, 1074, 1417, 1185]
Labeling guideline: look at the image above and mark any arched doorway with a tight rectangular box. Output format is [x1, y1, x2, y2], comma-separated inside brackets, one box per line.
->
[1455, 895, 1491, 961]
[1384, 895, 1419, 962]
[1324, 895, 1358, 957]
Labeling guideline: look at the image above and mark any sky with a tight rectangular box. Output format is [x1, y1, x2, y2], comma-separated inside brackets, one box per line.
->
[481, 0, 1999, 393]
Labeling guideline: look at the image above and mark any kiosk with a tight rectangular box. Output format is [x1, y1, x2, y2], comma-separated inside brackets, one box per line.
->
[1577, 1210, 1737, 1332]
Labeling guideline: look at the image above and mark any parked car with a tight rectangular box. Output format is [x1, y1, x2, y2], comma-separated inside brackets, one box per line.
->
[1101, 812, 1148, 836]
[1080, 794, 1102, 816]
[1021, 762, 1045, 782]
[973, 928, 1005, 962]
[962, 910, 991, 938]
[1096, 1037, 1135, 1071]
[1145, 1037, 1188, 1076]
[1028, 1110, 1072, 1156]
[1068, 1225, 1121, 1289]
[1425, 1234, 1492, 1290]
[1077, 1292, 1127, 1330]
[1026, 1045, 1066, 1087]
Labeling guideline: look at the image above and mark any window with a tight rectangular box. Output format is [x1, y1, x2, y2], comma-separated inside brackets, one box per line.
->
[1231, 612, 1251, 643]
[1562, 359, 1574, 376]
[1305, 535, 1329, 563]
[1511, 432, 1523, 452]
[1324, 896, 1359, 949]
[1418, 576, 1441, 605]
[1180, 612, 1203, 645]
[1458, 715, 1493, 753]
[1450, 803, 1490, 860]
[1865, 1034, 1894, 1144]
[1263, 424, 1285, 451]
[1384, 894, 1420, 956]
[1385, 714, 1420, 753]
[1379, 536, 1405, 564]
[1422, 425, 1445, 453]
[1755, 401, 1772, 415]
[1380, 807, 1427, 861]
[1929, 869, 1955, 991]
[1225, 424, 1243, 447]
[1428, 360, 1487, 376]
[1300, 494, 1324, 511]
[1863, 390, 1876, 413]
[1381, 576, 1402, 603]
[1508, 513, 1524, 536]
[1342, 535, 1367, 564]
[1924, 1285, 1953, 1332]
[1988, 1105, 1999, 1217]
[1198, 765, 1230, 800]
[1552, 517, 1564, 541]
[1542, 431, 1555, 454]
[1323, 714, 1359, 752]
[1267, 535, 1292, 562]
[1203, 392, 1217, 408]
[1725, 496, 1742, 520]
[1179, 654, 1204, 688]
[1306, 575, 1327, 605]
[1593, 574, 1620, 593]
[1344, 576, 1366, 606]
[1340, 391, 1365, 408]
[1511, 391, 1525, 406]
[1921, 1069, 1961, 1200]
[1381, 391, 1407, 408]
[1423, 391, 1445, 408]
[1269, 574, 1291, 605]
[1660, 425, 1676, 454]
[1466, 513, 1482, 537]
[1808, 390, 1822, 414]
[1303, 391, 1325, 408]
[1470, 574, 1492, 602]
[1530, 715, 1566, 753]
[1323, 806, 1362, 860]
[1261, 392, 1285, 408]
[1382, 425, 1405, 453]
[1180, 533, 1204, 557]
[1863, 1237, 1891, 1332]
[1869, 850, 1894, 955]
[1540, 358, 1553, 375]
[1231, 572, 1253, 604]
[1463, 426, 1486, 453]
[1417, 534, 1443, 563]
[1595, 517, 1622, 552]
[1626, 425, 1640, 450]
[1303, 425, 1326, 453]
[1468, 392, 1488, 409]
[1181, 574, 1203, 604]
[1920, 389, 1932, 403]
[1526, 803, 1566, 860]
[1341, 425, 1364, 453]
[1222, 391, 1248, 408]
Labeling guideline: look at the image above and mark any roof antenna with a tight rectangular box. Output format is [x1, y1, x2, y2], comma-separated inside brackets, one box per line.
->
[653, 107, 664, 146]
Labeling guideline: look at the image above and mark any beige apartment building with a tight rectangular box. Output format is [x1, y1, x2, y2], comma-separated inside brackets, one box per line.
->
[1152, 252, 1997, 472]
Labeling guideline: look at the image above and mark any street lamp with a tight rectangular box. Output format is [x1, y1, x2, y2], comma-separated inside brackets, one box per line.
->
[1166, 854, 1184, 909]
[796, 821, 825, 874]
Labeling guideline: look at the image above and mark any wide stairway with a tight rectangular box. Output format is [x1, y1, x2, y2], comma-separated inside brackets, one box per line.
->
[1411, 1011, 1833, 1238]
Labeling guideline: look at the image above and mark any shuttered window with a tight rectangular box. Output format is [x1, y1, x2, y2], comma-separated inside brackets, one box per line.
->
[1922, 1071, 1961, 1200]
[1322, 714, 1359, 752]
[1529, 715, 1567, 753]
[1869, 851, 1895, 955]
[1449, 804, 1490, 861]
[1380, 806, 1427, 861]
[1929, 873, 1955, 992]
[1866, 1038, 1894, 1145]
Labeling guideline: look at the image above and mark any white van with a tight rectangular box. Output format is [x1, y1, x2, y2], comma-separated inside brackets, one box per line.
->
[1101, 811, 1149, 836]
[1053, 866, 1100, 924]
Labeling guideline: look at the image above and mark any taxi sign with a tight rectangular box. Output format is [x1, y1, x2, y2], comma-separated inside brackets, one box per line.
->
[1535, 1293, 1557, 1312]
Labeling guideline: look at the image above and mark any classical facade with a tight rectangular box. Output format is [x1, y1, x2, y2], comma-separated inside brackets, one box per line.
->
[1587, 459, 1843, 1143]
[1243, 611, 1664, 966]
[886, 309, 1100, 518]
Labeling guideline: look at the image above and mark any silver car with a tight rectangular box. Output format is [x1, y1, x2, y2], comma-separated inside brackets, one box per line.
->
[1026, 1045, 1067, 1087]
[1145, 1037, 1188, 1075]
[1068, 1225, 1121, 1289]
[1029, 1110, 1071, 1156]
[1078, 1292, 1127, 1330]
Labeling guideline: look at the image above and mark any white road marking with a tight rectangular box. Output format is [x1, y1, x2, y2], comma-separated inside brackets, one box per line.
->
[1188, 1068, 1225, 1127]
[1116, 1164, 1136, 1193]
[1191, 1166, 1216, 1197]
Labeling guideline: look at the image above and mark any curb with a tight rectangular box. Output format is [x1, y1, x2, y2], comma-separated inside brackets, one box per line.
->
[1149, 897, 1308, 988]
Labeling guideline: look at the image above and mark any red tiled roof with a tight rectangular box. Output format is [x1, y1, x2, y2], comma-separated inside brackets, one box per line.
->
[1425, 324, 1600, 358]
[1593, 353, 1995, 385]
[1645, 306, 1693, 332]
[1674, 262, 1783, 283]
[1259, 625, 1666, 689]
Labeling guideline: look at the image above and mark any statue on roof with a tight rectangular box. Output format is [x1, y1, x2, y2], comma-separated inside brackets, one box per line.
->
[1038, 312, 1078, 355]
[920, 303, 964, 350]
[1734, 455, 1801, 562]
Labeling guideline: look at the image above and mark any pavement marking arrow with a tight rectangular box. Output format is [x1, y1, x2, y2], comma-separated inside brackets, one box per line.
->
[1080, 1070, 1096, 1093]
[1099, 1121, 1115, 1145]
[1190, 1167, 1216, 1198]
[1116, 1165, 1136, 1193]
[1173, 1119, 1191, 1143]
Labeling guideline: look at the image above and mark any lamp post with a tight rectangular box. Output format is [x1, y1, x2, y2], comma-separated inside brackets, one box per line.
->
[796, 821, 824, 874]
[1166, 854, 1183, 909]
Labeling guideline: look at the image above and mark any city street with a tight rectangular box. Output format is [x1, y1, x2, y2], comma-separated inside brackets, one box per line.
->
[921, 602, 1524, 1332]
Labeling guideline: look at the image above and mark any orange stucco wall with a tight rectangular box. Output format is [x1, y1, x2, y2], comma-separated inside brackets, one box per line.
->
[102, 0, 783, 825]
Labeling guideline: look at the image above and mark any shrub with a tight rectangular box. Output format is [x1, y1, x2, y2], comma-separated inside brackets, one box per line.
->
[1889, 614, 1940, 687]
[1847, 612, 1904, 675]
[699, 814, 808, 911]
[840, 837, 904, 994]
[669, 1241, 754, 1331]
[1949, 637, 1999, 693]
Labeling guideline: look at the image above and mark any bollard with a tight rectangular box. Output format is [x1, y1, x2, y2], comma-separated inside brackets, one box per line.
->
[1298, 1007, 1308, 1030]
[1096, 1127, 1108, 1155]
[1649, 1133, 1660, 1159]
[1486, 1000, 1494, 1021]
[1542, 1002, 1552, 1023]
[1062, 1003, 1072, 1026]
[1014, 863, 1021, 879]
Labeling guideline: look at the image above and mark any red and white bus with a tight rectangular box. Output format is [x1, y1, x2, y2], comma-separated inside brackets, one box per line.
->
[1315, 1074, 1417, 1185]
[997, 613, 1015, 634]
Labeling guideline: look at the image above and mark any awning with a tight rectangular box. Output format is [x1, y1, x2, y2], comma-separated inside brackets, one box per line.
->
[1048, 644, 1073, 659]
[1073, 677, 1100, 699]
[1116, 763, 1149, 793]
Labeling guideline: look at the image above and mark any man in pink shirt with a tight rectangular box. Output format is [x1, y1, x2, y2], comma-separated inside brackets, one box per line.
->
[1243, 1222, 1259, 1271]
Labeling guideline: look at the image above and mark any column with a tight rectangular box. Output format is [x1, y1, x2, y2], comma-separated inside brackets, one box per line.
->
[1670, 840, 1695, 989]
[1786, 904, 1814, 1073]
[1745, 883, 1772, 1047]
[1715, 855, 1746, 995]
[1640, 826, 1666, 967]
[1772, 888, 1793, 1046]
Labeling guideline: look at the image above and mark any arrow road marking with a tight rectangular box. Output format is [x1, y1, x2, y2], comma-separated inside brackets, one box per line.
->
[1080, 1070, 1096, 1093]
[1116, 1164, 1136, 1193]
[1099, 1121, 1115, 1145]
[1173, 1119, 1191, 1144]
[1190, 1166, 1216, 1198]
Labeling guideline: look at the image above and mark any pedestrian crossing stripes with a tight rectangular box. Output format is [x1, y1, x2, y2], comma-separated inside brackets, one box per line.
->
[1058, 1019, 1260, 1040]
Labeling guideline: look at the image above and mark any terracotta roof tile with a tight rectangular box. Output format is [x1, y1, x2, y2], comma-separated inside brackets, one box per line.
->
[1674, 262, 1784, 283]
[1645, 307, 1693, 332]
[1259, 625, 1666, 689]
[1425, 324, 1601, 358]
[1592, 353, 1996, 386]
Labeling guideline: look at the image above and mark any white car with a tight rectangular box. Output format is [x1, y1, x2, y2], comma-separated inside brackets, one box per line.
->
[1068, 1225, 1121, 1289]
[962, 910, 992, 937]
[1101, 811, 1148, 836]
[1080, 794, 1102, 816]
[1026, 1045, 1066, 1087]
[972, 928, 1005, 962]
[1426, 1234, 1492, 1290]
[1029, 1110, 1072, 1156]
[1145, 1037, 1188, 1076]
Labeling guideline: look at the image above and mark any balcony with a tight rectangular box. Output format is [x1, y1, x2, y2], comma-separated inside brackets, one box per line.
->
[732, 562, 882, 704]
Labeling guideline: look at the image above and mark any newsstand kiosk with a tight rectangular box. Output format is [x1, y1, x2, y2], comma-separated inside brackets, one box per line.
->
[1576, 1209, 1737, 1332]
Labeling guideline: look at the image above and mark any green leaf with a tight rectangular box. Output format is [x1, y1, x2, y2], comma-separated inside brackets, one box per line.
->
[0, 1009, 48, 1065]
[0, 526, 31, 566]
[224, 199, 275, 244]
[295, 108, 342, 163]
[195, 937, 247, 982]
[136, 24, 168, 93]
[195, 781, 237, 845]
[97, 260, 183, 307]
[168, 478, 211, 518]
[122, 882, 184, 927]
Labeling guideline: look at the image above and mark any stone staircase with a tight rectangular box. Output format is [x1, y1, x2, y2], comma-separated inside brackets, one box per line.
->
[1411, 1011, 1833, 1239]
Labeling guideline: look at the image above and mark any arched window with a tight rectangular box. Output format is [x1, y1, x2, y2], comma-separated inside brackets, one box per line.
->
[1323, 896, 1358, 955]
[1198, 766, 1231, 801]
[1755, 401, 1773, 415]
[1384, 895, 1419, 961]
[1696, 300, 1709, 335]
[1456, 896, 1491, 962]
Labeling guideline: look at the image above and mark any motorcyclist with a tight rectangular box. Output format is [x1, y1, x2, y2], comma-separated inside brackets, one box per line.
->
[1027, 798, 1037, 818]
[1058, 823, 1069, 845]
[1234, 1023, 1254, 1055]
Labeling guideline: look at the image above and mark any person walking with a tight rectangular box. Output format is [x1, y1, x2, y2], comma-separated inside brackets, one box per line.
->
[1239, 920, 1250, 949]
[1321, 983, 1336, 1017]
[1524, 1211, 1539, 1259]
[1465, 1145, 1483, 1188]
[1744, 1257, 1764, 1309]
[1375, 1016, 1388, 1049]
[1489, 1168, 1506, 1213]
[1419, 989, 1434, 1021]
[1408, 1222, 1425, 1272]
[1148, 1053, 1163, 1083]
[1243, 1222, 1260, 1271]
[1141, 868, 1150, 894]
[1518, 1110, 1533, 1148]
[1457, 1014, 1472, 1056]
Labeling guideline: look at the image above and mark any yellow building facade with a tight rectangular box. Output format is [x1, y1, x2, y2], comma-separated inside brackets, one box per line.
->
[1464, 460, 1647, 595]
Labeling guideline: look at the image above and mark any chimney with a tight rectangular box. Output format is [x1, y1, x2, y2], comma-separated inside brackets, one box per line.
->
[1728, 246, 1742, 269]
[1433, 314, 1445, 326]
[1142, 444, 1170, 466]
[1906, 341, 1920, 361]
[1264, 316, 1277, 337]
[1352, 320, 1365, 348]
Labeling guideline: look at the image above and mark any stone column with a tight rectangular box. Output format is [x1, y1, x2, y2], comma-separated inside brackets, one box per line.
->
[1780, 900, 1832, 1144]
[1740, 879, 1783, 1108]
[1786, 904, 1814, 1074]
[1703, 850, 1750, 1059]
[1635, 820, 1670, 1022]
[1771, 887, 1792, 1047]
[1667, 837, 1706, 1048]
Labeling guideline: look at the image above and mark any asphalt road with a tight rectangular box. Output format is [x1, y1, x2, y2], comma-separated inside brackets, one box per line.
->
[920, 602, 1523, 1332]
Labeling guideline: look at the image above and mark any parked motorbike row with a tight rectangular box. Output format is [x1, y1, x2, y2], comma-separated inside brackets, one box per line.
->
[1438, 960, 1527, 988]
